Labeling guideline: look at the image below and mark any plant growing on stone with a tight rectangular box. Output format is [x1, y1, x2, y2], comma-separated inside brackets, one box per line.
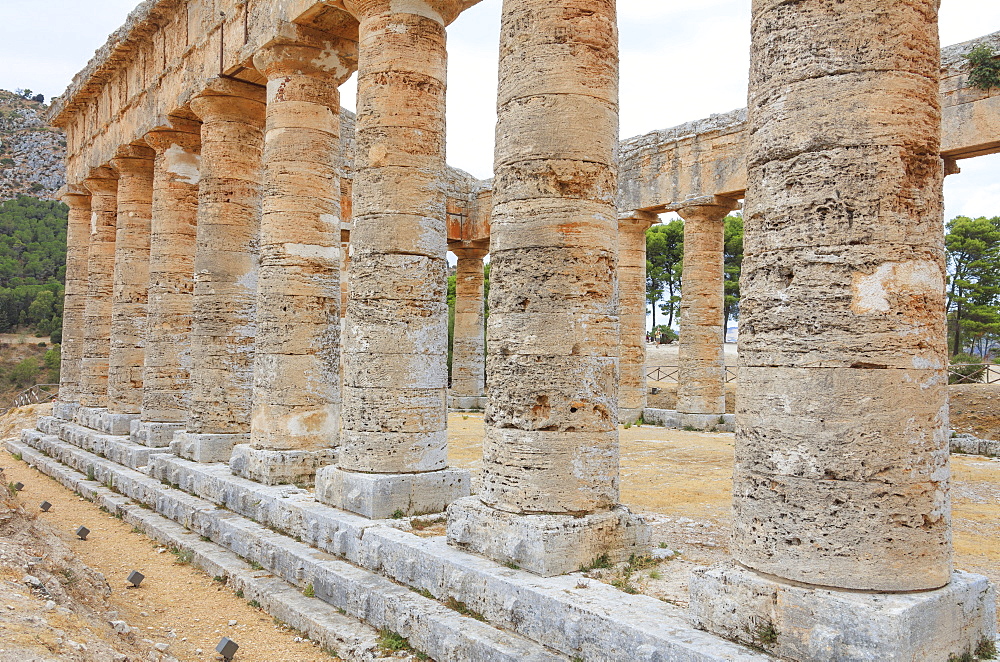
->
[977, 636, 997, 660]
[965, 44, 1000, 91]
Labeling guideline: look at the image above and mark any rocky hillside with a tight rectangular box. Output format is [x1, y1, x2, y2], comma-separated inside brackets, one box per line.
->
[0, 91, 65, 201]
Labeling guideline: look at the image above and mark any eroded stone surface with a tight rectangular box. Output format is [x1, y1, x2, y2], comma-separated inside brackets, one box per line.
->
[57, 188, 92, 407]
[732, 0, 951, 592]
[449, 246, 488, 405]
[618, 212, 656, 423]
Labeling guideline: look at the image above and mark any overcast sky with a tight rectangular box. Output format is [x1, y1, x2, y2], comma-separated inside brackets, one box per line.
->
[0, 0, 997, 220]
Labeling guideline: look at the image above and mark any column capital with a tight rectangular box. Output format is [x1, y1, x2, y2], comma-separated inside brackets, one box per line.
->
[59, 184, 92, 210]
[668, 195, 740, 222]
[83, 166, 119, 195]
[343, 0, 477, 25]
[110, 144, 155, 176]
[253, 25, 357, 83]
[144, 118, 201, 154]
[451, 243, 489, 261]
[618, 210, 658, 232]
[190, 78, 266, 123]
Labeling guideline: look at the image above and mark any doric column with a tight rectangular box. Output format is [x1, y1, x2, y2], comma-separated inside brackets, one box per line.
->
[77, 168, 118, 414]
[448, 244, 488, 410]
[673, 196, 737, 427]
[315, 0, 472, 518]
[170, 79, 266, 463]
[618, 211, 657, 425]
[104, 145, 155, 432]
[228, 28, 356, 486]
[53, 186, 91, 421]
[133, 121, 201, 447]
[446, 0, 648, 576]
[689, 2, 995, 658]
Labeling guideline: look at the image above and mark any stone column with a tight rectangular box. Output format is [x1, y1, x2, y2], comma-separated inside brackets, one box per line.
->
[448, 244, 488, 411]
[133, 121, 200, 447]
[315, 0, 471, 518]
[170, 79, 266, 463]
[102, 145, 154, 435]
[53, 186, 91, 421]
[688, 2, 996, 659]
[446, 0, 648, 576]
[618, 211, 657, 425]
[229, 29, 356, 486]
[77, 168, 118, 418]
[673, 196, 736, 429]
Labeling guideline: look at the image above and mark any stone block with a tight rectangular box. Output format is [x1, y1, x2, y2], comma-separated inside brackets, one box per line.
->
[642, 409, 735, 432]
[92, 410, 140, 436]
[130, 420, 185, 448]
[619, 407, 644, 426]
[53, 401, 80, 421]
[448, 394, 486, 411]
[170, 431, 246, 463]
[314, 466, 470, 519]
[447, 497, 650, 577]
[688, 561, 997, 662]
[229, 444, 337, 487]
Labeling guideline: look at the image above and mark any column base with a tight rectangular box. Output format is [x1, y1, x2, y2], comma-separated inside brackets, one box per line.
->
[314, 466, 470, 519]
[53, 401, 80, 421]
[446, 497, 651, 577]
[688, 561, 997, 662]
[642, 409, 734, 432]
[230, 444, 337, 487]
[170, 431, 247, 463]
[73, 407, 138, 435]
[448, 394, 486, 411]
[130, 420, 185, 448]
[619, 407, 644, 426]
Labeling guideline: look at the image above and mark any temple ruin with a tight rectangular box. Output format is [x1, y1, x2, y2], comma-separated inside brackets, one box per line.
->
[8, 0, 1000, 660]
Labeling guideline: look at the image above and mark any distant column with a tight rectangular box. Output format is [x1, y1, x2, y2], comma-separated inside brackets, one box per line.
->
[134, 121, 201, 447]
[315, 0, 471, 518]
[674, 196, 736, 428]
[446, 0, 648, 576]
[77, 168, 118, 414]
[54, 186, 91, 421]
[449, 245, 488, 410]
[104, 145, 155, 433]
[229, 30, 356, 486]
[170, 79, 265, 463]
[618, 211, 657, 424]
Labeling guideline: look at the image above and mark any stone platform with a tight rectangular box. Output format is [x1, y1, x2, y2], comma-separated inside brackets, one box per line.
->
[643, 408, 736, 433]
[10, 418, 771, 661]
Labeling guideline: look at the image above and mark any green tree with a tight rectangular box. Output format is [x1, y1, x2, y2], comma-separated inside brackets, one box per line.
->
[946, 215, 1000, 356]
[723, 214, 744, 330]
[645, 220, 684, 329]
[9, 357, 39, 386]
[44, 344, 61, 382]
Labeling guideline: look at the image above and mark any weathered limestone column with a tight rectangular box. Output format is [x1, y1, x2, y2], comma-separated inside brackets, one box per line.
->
[688, 2, 996, 658]
[132, 121, 200, 447]
[53, 186, 91, 421]
[102, 145, 154, 435]
[315, 0, 473, 518]
[673, 196, 736, 429]
[446, 0, 648, 576]
[170, 79, 266, 463]
[448, 244, 488, 410]
[617, 211, 657, 425]
[77, 168, 118, 420]
[229, 29, 356, 486]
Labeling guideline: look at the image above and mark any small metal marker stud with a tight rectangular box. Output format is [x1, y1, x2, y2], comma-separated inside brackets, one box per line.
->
[76, 526, 90, 540]
[40, 501, 52, 512]
[216, 636, 239, 661]
[13, 482, 24, 492]
[126, 570, 144, 588]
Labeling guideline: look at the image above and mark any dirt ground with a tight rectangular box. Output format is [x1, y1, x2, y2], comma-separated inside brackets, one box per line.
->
[951, 383, 1000, 440]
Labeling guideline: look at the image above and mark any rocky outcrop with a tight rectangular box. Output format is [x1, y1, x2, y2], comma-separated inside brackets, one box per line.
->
[0, 91, 64, 201]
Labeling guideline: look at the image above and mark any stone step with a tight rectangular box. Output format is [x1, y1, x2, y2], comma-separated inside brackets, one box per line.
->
[14, 424, 770, 661]
[8, 433, 570, 662]
[5, 438, 382, 661]
[35, 416, 160, 470]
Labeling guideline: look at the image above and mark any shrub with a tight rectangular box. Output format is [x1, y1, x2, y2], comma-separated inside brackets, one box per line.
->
[965, 44, 1000, 91]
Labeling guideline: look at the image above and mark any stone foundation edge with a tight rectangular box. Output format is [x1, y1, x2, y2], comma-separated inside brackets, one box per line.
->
[315, 466, 471, 519]
[643, 408, 735, 432]
[688, 560, 997, 662]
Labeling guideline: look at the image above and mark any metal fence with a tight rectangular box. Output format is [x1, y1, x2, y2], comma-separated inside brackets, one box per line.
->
[645, 366, 738, 383]
[1, 383, 60, 416]
[948, 363, 1000, 384]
